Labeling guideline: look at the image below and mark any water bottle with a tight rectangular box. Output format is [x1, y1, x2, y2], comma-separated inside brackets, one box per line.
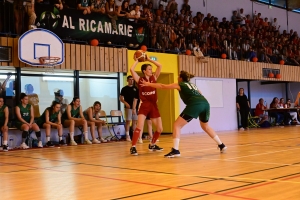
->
[9, 138, 14, 149]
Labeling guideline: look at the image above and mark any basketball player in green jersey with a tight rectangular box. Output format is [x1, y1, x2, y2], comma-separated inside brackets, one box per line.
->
[37, 101, 66, 147]
[61, 96, 92, 146]
[15, 93, 43, 149]
[0, 96, 9, 151]
[83, 101, 107, 144]
[141, 70, 227, 158]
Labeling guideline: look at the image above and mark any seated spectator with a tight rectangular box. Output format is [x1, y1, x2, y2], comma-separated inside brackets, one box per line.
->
[167, 0, 177, 14]
[269, 97, 284, 125]
[83, 101, 108, 143]
[91, 0, 106, 14]
[54, 89, 69, 113]
[128, 4, 140, 22]
[117, 0, 130, 17]
[14, 0, 37, 35]
[25, 84, 40, 118]
[286, 99, 300, 124]
[0, 96, 9, 151]
[61, 97, 92, 145]
[156, 4, 164, 17]
[255, 98, 270, 127]
[231, 10, 242, 26]
[159, 0, 168, 10]
[37, 101, 65, 147]
[77, 0, 91, 14]
[15, 93, 43, 149]
[115, 0, 123, 7]
[193, 41, 208, 63]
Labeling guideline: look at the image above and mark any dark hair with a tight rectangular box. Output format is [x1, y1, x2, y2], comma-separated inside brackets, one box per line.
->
[93, 101, 101, 107]
[70, 96, 80, 105]
[271, 97, 278, 105]
[239, 88, 244, 94]
[127, 75, 133, 80]
[20, 93, 27, 101]
[179, 70, 194, 82]
[49, 101, 60, 113]
[0, 95, 3, 99]
[141, 64, 151, 74]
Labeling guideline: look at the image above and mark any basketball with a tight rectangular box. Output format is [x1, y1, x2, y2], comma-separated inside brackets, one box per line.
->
[134, 50, 147, 62]
[90, 39, 99, 46]
[140, 45, 147, 52]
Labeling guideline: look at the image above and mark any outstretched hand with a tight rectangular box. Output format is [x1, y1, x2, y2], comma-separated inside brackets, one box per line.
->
[140, 79, 150, 87]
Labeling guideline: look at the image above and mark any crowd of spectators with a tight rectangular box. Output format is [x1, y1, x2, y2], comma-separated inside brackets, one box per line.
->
[0, 0, 300, 66]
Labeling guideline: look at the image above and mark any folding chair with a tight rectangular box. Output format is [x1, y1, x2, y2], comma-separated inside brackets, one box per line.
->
[248, 113, 260, 128]
[99, 110, 116, 141]
[109, 110, 126, 140]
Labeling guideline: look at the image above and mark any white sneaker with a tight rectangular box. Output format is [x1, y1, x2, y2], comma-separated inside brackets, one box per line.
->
[239, 127, 244, 131]
[100, 138, 108, 143]
[38, 141, 43, 148]
[84, 139, 92, 145]
[69, 140, 78, 146]
[138, 138, 143, 144]
[92, 139, 101, 144]
[126, 135, 131, 141]
[20, 142, 29, 149]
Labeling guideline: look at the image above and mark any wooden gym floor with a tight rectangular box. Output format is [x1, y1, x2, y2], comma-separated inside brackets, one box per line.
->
[1, 126, 300, 200]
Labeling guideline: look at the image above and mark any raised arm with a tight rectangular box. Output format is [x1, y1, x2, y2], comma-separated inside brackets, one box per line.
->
[130, 60, 140, 83]
[141, 81, 180, 90]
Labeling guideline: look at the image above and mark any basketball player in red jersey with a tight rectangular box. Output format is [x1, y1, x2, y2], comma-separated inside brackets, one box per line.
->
[130, 56, 164, 155]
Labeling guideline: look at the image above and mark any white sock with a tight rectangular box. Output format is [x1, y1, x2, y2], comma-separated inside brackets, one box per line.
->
[126, 131, 129, 136]
[46, 137, 50, 142]
[84, 131, 88, 140]
[3, 140, 7, 145]
[173, 138, 180, 150]
[213, 135, 222, 145]
[59, 136, 62, 141]
[70, 132, 74, 140]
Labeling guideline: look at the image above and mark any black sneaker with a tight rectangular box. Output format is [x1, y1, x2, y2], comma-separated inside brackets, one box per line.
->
[2, 145, 8, 152]
[164, 148, 180, 158]
[148, 144, 164, 151]
[59, 140, 67, 146]
[218, 143, 227, 153]
[46, 141, 55, 147]
[130, 146, 138, 155]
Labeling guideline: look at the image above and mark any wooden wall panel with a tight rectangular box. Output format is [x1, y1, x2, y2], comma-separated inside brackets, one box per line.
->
[85, 45, 91, 71]
[95, 46, 100, 71]
[109, 48, 114, 72]
[90, 46, 96, 71]
[13, 38, 20, 67]
[104, 47, 109, 72]
[113, 48, 118, 72]
[80, 45, 85, 71]
[122, 48, 127, 72]
[100, 47, 105, 71]
[65, 43, 71, 70]
[118, 49, 123, 72]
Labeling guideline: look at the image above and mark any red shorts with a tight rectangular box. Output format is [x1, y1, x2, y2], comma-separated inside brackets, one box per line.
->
[138, 101, 160, 118]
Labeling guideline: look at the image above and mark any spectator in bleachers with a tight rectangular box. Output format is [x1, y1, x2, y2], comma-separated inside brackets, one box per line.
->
[61, 96, 92, 145]
[0, 96, 9, 151]
[37, 101, 65, 147]
[14, 0, 37, 35]
[91, 0, 106, 14]
[117, 0, 130, 17]
[77, 0, 91, 14]
[159, 0, 167, 10]
[25, 84, 40, 118]
[83, 101, 108, 143]
[16, 93, 43, 149]
[115, 0, 123, 7]
[166, 0, 177, 14]
[106, 0, 118, 30]
[238, 8, 246, 27]
[193, 41, 208, 63]
[128, 4, 140, 22]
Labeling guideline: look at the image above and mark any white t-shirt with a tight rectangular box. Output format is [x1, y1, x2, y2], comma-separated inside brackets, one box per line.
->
[129, 10, 140, 21]
[115, 0, 123, 7]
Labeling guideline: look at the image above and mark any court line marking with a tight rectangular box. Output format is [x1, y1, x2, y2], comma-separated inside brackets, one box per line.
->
[0, 161, 256, 200]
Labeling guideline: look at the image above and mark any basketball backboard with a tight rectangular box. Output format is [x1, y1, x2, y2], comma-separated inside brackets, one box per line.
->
[18, 28, 64, 66]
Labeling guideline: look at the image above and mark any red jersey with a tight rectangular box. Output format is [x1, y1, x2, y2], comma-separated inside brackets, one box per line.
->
[255, 103, 266, 116]
[138, 75, 158, 103]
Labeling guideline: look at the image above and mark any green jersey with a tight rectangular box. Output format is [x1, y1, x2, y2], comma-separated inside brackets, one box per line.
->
[37, 107, 59, 125]
[179, 82, 208, 105]
[62, 105, 80, 120]
[0, 105, 7, 122]
[17, 103, 31, 123]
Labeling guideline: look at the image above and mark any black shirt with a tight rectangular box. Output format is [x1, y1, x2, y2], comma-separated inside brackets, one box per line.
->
[236, 94, 249, 110]
[120, 85, 138, 109]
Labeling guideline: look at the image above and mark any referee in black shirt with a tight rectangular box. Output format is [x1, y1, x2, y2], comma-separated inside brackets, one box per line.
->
[236, 88, 250, 130]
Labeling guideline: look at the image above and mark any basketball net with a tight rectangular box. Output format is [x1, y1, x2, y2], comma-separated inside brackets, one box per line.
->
[38, 56, 60, 74]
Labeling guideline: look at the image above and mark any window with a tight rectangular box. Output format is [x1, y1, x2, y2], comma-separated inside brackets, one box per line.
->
[79, 72, 119, 114]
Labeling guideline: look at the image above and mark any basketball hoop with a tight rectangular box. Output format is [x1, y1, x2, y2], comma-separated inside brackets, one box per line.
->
[39, 56, 60, 73]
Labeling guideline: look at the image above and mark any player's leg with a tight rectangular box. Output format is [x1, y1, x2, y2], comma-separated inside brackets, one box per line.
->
[124, 108, 132, 141]
[88, 121, 100, 144]
[199, 104, 227, 153]
[18, 123, 30, 149]
[164, 114, 189, 158]
[1, 125, 8, 151]
[74, 119, 92, 145]
[146, 118, 153, 140]
[130, 114, 146, 156]
[63, 119, 77, 146]
[42, 123, 54, 147]
[95, 121, 107, 142]
[31, 123, 43, 148]
[57, 123, 66, 146]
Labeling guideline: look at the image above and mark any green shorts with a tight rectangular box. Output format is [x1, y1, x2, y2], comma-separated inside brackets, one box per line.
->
[15, 121, 26, 130]
[181, 102, 210, 122]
